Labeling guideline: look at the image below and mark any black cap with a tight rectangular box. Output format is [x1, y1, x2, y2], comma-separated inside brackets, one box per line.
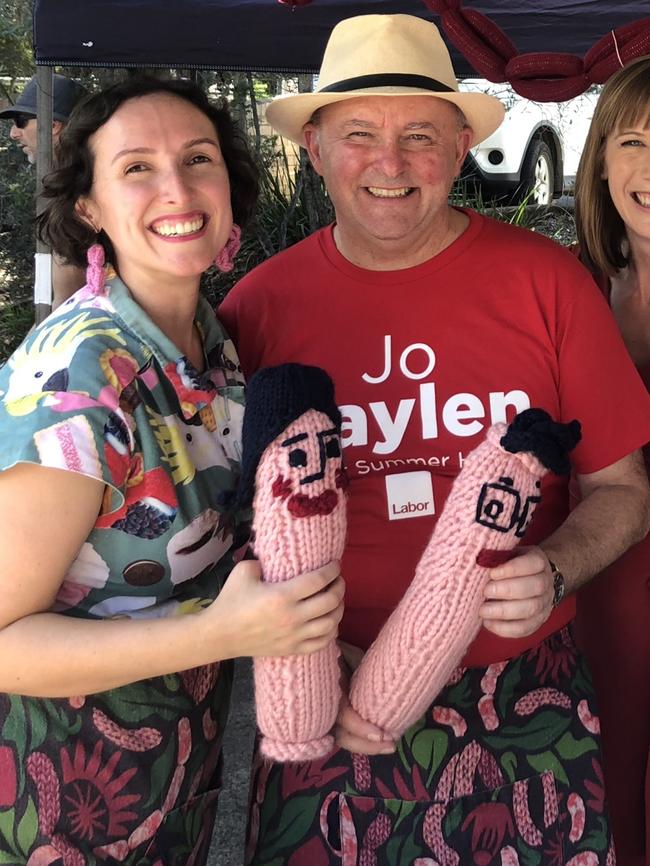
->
[0, 74, 88, 123]
[222, 364, 342, 512]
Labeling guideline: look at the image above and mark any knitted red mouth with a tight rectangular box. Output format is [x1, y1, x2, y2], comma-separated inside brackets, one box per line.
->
[271, 474, 340, 517]
[287, 489, 339, 517]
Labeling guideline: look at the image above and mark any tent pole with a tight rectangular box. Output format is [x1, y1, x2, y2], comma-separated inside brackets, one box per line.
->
[34, 65, 54, 324]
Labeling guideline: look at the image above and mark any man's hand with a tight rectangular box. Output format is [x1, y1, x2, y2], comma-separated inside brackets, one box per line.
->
[335, 643, 395, 754]
[335, 693, 396, 755]
[481, 451, 649, 640]
[480, 546, 555, 638]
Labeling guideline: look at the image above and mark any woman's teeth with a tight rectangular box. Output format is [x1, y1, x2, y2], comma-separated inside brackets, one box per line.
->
[633, 192, 650, 208]
[152, 217, 204, 237]
[367, 187, 412, 198]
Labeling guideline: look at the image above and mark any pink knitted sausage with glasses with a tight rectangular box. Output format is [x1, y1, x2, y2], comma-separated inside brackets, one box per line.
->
[349, 408, 581, 741]
[230, 364, 348, 762]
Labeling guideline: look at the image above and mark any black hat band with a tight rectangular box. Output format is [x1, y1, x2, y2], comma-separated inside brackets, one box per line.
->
[319, 73, 455, 94]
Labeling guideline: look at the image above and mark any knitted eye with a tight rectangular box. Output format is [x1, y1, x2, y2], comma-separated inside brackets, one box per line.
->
[325, 438, 341, 459]
[475, 477, 522, 533]
[484, 499, 504, 519]
[288, 448, 307, 468]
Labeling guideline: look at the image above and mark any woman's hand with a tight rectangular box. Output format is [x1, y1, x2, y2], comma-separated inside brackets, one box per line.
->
[205, 559, 345, 659]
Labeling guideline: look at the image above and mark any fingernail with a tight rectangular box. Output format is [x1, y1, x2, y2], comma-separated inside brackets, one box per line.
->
[380, 746, 395, 754]
[367, 732, 382, 742]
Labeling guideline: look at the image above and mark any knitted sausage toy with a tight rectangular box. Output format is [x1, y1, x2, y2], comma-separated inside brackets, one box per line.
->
[349, 408, 581, 741]
[233, 364, 347, 762]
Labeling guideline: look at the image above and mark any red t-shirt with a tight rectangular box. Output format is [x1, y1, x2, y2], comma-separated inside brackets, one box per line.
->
[220, 209, 650, 666]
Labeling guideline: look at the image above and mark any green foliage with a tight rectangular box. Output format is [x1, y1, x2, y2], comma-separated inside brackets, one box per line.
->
[0, 0, 32, 82]
[0, 135, 36, 303]
[0, 295, 32, 361]
[200, 137, 334, 308]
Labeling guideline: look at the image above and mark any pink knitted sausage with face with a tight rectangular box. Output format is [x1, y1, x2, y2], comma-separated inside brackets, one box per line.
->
[349, 408, 581, 741]
[233, 364, 348, 762]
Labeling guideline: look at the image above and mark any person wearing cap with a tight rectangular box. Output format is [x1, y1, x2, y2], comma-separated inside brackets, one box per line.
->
[220, 14, 650, 865]
[2, 74, 87, 165]
[1, 74, 88, 308]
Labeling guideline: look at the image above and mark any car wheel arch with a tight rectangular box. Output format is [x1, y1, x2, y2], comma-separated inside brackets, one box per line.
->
[518, 136, 557, 204]
[517, 125, 561, 177]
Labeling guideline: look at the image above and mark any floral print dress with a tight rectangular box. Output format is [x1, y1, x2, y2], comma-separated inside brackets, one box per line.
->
[247, 630, 616, 866]
[0, 275, 248, 865]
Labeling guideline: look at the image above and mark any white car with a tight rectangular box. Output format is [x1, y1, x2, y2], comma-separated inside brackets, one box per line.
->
[459, 79, 600, 204]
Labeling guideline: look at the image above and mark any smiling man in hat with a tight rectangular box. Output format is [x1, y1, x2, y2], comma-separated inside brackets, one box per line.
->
[220, 14, 650, 865]
[1, 73, 88, 308]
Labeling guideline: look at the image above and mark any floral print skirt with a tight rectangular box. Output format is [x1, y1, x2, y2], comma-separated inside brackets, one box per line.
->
[0, 660, 232, 865]
[246, 627, 615, 866]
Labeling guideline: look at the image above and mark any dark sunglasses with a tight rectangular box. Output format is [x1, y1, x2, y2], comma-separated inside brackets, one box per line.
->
[12, 116, 32, 129]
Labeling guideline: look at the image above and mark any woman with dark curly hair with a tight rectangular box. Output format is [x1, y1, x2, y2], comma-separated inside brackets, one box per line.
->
[0, 76, 344, 865]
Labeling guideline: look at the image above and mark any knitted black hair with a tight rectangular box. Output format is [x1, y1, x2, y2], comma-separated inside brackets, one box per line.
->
[224, 364, 342, 511]
[500, 408, 582, 475]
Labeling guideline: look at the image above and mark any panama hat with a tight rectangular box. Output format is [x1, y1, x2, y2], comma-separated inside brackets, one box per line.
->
[266, 14, 505, 147]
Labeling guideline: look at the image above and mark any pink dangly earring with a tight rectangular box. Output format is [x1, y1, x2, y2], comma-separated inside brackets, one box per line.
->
[214, 224, 241, 273]
[86, 242, 106, 296]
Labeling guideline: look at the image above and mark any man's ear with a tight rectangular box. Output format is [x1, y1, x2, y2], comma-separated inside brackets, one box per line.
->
[303, 124, 324, 176]
[454, 126, 473, 174]
[52, 120, 64, 142]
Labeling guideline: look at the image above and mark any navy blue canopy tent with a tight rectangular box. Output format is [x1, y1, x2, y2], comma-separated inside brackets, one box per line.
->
[32, 0, 650, 79]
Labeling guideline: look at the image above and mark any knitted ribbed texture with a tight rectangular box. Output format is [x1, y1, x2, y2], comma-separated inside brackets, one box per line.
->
[252, 409, 347, 762]
[350, 419, 557, 740]
[213, 224, 241, 273]
[85, 243, 106, 296]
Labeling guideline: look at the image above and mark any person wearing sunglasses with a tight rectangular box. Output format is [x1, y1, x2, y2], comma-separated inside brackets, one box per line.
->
[2, 74, 87, 165]
[1, 74, 89, 308]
